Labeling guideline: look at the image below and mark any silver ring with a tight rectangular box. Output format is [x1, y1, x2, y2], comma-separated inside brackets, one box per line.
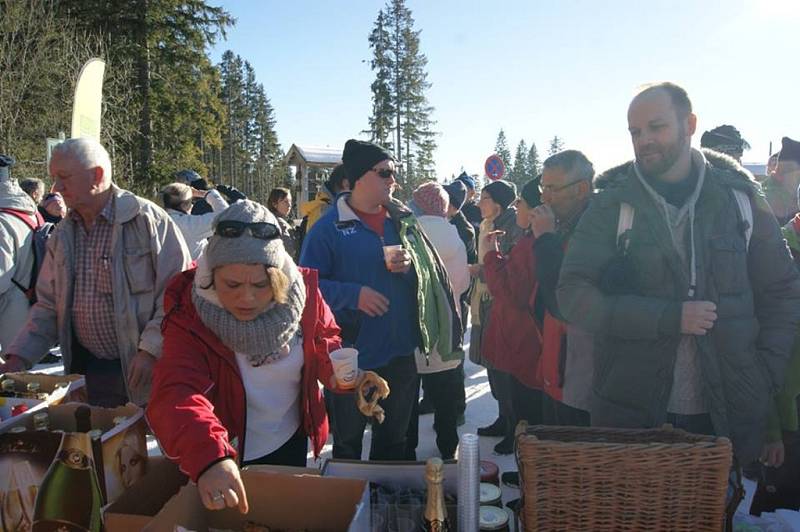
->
[212, 492, 225, 502]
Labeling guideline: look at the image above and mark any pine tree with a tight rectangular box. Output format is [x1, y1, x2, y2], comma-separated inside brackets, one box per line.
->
[57, 0, 233, 192]
[510, 140, 528, 187]
[218, 51, 283, 204]
[366, 0, 437, 196]
[548, 135, 565, 156]
[494, 129, 512, 178]
[527, 142, 541, 178]
[365, 10, 394, 149]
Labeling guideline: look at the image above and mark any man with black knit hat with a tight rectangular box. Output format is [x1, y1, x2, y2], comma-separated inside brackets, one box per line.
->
[700, 125, 750, 162]
[300, 139, 463, 461]
[444, 181, 477, 266]
[457, 171, 482, 232]
[764, 137, 800, 225]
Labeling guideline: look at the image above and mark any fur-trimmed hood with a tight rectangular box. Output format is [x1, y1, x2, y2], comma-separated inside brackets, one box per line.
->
[594, 148, 761, 196]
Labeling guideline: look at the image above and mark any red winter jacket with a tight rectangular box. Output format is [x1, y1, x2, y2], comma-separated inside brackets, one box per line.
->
[146, 267, 340, 482]
[482, 233, 543, 389]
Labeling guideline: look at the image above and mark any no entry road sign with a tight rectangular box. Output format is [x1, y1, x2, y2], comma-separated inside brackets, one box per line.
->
[485, 154, 505, 181]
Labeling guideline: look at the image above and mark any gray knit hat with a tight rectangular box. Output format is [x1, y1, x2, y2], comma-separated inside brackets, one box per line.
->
[205, 200, 285, 270]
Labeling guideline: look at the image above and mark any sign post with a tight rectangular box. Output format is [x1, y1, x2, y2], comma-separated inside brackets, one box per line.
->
[484, 154, 505, 181]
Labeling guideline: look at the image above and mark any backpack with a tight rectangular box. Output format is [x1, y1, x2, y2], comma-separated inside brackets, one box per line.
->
[616, 189, 753, 250]
[615, 189, 753, 297]
[0, 208, 55, 303]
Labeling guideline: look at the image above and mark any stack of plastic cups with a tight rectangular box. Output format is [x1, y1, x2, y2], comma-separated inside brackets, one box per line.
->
[458, 433, 480, 532]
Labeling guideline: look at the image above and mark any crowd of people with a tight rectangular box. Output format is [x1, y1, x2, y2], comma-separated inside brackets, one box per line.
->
[1, 81, 800, 514]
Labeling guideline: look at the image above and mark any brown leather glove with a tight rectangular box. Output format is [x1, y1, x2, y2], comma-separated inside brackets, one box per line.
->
[355, 371, 391, 424]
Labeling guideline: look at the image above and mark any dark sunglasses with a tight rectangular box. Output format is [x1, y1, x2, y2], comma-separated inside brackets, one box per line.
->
[371, 167, 396, 179]
[214, 220, 281, 240]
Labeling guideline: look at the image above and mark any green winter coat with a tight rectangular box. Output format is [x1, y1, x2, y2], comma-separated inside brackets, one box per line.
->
[557, 149, 800, 463]
[386, 199, 464, 363]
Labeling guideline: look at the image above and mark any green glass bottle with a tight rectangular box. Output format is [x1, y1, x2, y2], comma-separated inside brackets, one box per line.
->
[32, 432, 103, 531]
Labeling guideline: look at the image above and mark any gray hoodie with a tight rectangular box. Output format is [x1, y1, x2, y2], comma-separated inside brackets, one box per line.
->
[0, 179, 38, 350]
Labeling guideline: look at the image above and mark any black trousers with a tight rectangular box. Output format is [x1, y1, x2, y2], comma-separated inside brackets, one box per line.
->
[242, 428, 308, 468]
[71, 336, 128, 408]
[407, 365, 463, 460]
[327, 354, 419, 461]
[510, 377, 544, 427]
[541, 393, 590, 427]
[487, 368, 515, 437]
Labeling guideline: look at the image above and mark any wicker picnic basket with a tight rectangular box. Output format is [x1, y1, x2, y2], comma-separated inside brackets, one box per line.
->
[515, 422, 733, 531]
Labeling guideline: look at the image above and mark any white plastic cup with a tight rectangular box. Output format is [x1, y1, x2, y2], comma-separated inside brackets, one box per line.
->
[329, 347, 359, 390]
[382, 244, 403, 270]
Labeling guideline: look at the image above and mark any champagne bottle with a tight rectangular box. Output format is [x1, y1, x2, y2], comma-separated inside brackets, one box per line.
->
[423, 457, 450, 532]
[74, 406, 107, 503]
[32, 432, 103, 531]
[74, 405, 92, 433]
[88, 429, 107, 504]
[1, 378, 18, 397]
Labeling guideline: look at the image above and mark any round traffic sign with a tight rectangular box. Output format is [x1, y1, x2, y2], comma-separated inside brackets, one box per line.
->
[485, 154, 505, 181]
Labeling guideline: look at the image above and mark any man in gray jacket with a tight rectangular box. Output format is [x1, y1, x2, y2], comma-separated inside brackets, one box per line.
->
[0, 155, 37, 351]
[0, 138, 191, 406]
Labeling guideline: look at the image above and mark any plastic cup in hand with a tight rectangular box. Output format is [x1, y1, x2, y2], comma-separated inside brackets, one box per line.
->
[383, 245, 404, 271]
[330, 348, 359, 390]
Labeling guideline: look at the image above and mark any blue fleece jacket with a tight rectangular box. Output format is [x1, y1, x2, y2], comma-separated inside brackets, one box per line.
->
[299, 194, 421, 369]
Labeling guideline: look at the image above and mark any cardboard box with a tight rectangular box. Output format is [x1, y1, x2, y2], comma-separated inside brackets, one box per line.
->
[145, 468, 370, 532]
[104, 456, 188, 532]
[0, 402, 147, 504]
[0, 372, 85, 429]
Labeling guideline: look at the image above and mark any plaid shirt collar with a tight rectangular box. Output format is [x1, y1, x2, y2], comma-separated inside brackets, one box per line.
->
[71, 192, 115, 227]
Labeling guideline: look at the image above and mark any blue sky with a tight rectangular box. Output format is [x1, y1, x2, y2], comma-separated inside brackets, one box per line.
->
[209, 0, 800, 180]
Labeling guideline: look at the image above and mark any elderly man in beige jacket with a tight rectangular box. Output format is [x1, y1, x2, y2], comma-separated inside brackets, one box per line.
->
[0, 138, 191, 406]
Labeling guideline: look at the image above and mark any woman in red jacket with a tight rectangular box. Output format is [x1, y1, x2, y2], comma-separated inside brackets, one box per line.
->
[147, 200, 342, 515]
[482, 179, 545, 454]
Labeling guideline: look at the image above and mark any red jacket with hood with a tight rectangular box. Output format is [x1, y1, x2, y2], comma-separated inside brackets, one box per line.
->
[146, 267, 340, 482]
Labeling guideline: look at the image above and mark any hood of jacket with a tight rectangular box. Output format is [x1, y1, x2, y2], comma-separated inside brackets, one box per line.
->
[594, 148, 760, 197]
[0, 180, 38, 213]
[299, 185, 334, 218]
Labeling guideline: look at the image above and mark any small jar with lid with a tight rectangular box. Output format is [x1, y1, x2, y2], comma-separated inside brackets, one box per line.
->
[480, 482, 503, 508]
[479, 505, 510, 531]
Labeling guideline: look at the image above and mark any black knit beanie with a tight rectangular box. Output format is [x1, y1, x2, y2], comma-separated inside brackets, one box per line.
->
[520, 178, 542, 209]
[443, 181, 467, 211]
[342, 139, 393, 187]
[483, 180, 516, 211]
[779, 137, 800, 165]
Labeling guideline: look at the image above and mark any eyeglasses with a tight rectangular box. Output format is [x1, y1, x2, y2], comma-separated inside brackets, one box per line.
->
[538, 180, 582, 194]
[214, 221, 281, 240]
[371, 167, 397, 179]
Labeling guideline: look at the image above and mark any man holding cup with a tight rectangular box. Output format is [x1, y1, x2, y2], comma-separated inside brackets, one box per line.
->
[301, 139, 462, 461]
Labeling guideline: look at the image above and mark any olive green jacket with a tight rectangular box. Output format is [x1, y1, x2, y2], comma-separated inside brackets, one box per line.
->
[557, 149, 800, 463]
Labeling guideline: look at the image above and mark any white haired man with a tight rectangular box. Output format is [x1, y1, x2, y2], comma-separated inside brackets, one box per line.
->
[0, 138, 191, 406]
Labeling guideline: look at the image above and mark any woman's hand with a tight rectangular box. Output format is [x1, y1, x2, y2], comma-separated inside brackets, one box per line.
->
[480, 230, 505, 255]
[468, 264, 482, 278]
[198, 458, 249, 513]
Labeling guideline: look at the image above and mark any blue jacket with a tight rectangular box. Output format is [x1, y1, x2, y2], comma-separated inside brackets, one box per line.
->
[300, 194, 421, 369]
